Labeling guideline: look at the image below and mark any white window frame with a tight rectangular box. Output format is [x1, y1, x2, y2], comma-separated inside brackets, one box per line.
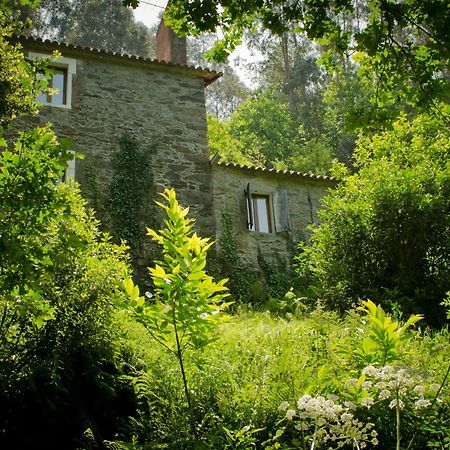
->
[29, 52, 77, 109]
[63, 156, 76, 182]
[245, 184, 275, 234]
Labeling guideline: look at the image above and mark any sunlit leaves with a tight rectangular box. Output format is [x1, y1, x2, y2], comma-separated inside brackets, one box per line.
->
[302, 114, 450, 323]
[123, 188, 231, 355]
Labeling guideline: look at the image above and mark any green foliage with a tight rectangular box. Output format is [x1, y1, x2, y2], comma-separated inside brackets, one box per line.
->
[149, 0, 450, 117]
[209, 90, 334, 174]
[218, 210, 256, 302]
[0, 1, 49, 127]
[122, 188, 230, 409]
[28, 0, 155, 57]
[0, 126, 133, 447]
[118, 304, 450, 449]
[207, 114, 251, 165]
[106, 134, 155, 251]
[301, 114, 450, 323]
[353, 300, 423, 366]
[228, 91, 304, 164]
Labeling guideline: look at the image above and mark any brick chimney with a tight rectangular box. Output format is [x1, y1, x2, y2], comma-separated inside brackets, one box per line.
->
[156, 17, 187, 65]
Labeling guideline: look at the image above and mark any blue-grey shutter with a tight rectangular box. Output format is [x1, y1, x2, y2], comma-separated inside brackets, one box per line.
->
[273, 188, 290, 232]
[244, 183, 253, 230]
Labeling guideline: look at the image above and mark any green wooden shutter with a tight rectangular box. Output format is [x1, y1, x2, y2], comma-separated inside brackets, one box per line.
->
[273, 188, 290, 232]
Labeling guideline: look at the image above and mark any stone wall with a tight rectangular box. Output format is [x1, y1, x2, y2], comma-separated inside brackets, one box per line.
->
[20, 38, 217, 237]
[211, 162, 335, 272]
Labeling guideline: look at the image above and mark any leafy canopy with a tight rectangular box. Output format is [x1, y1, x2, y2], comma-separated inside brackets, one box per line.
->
[208, 90, 334, 174]
[125, 0, 450, 115]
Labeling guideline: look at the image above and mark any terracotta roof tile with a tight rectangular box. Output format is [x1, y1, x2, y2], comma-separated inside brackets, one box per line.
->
[18, 35, 222, 85]
[213, 160, 336, 182]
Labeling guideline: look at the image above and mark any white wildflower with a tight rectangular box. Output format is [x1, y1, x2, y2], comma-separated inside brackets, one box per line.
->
[278, 401, 289, 412]
[429, 383, 441, 392]
[362, 366, 378, 377]
[389, 399, 405, 410]
[285, 409, 296, 420]
[340, 413, 353, 423]
[413, 385, 425, 396]
[345, 378, 359, 388]
[414, 399, 431, 409]
[360, 397, 374, 408]
[344, 401, 357, 411]
[378, 388, 392, 400]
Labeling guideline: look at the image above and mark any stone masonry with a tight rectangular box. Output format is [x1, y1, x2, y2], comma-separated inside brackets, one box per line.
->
[19, 36, 220, 237]
[211, 161, 335, 273]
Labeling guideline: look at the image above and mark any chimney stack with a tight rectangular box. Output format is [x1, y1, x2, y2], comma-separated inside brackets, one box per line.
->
[156, 17, 187, 66]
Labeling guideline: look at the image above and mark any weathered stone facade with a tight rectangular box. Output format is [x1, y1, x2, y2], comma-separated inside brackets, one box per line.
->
[18, 36, 335, 275]
[19, 36, 219, 237]
[211, 161, 335, 272]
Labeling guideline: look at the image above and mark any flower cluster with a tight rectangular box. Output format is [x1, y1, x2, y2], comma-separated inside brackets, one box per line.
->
[361, 365, 435, 411]
[279, 395, 377, 449]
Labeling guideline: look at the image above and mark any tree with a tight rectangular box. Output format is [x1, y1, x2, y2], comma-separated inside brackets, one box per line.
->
[122, 188, 229, 418]
[1, 3, 136, 446]
[209, 89, 334, 174]
[207, 115, 251, 165]
[299, 114, 450, 324]
[125, 0, 450, 118]
[0, 1, 49, 127]
[29, 0, 155, 57]
[188, 33, 251, 118]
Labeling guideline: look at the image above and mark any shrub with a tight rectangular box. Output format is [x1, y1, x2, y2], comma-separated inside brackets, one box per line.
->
[301, 114, 450, 324]
[0, 126, 133, 448]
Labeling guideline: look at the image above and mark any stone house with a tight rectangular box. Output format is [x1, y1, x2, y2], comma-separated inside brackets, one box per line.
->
[18, 25, 335, 275]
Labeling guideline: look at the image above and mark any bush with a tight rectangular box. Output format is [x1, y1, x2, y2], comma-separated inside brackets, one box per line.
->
[301, 114, 450, 324]
[0, 126, 134, 448]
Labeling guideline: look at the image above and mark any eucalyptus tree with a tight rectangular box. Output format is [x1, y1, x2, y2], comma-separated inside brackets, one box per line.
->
[125, 0, 450, 118]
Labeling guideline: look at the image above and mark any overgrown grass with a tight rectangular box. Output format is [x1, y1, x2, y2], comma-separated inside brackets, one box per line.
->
[116, 305, 450, 449]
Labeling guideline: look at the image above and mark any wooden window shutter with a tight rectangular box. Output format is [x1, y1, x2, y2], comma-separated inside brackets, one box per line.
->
[273, 188, 290, 232]
[244, 183, 253, 230]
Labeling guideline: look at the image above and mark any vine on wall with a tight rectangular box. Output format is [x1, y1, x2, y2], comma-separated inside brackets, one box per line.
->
[106, 134, 156, 252]
[219, 210, 256, 302]
[219, 210, 304, 306]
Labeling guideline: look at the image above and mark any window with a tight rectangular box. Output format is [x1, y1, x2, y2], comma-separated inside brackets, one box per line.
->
[251, 194, 272, 233]
[37, 67, 67, 106]
[29, 52, 77, 109]
[245, 183, 290, 233]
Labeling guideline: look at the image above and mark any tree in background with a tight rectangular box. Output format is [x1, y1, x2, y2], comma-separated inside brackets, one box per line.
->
[151, 0, 450, 119]
[208, 90, 334, 174]
[188, 33, 251, 118]
[298, 114, 450, 325]
[29, 0, 155, 56]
